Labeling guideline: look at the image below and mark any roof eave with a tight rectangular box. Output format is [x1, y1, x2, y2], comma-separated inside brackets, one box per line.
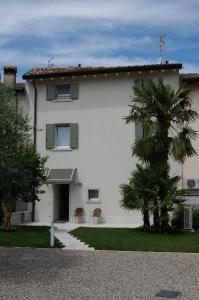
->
[22, 63, 182, 80]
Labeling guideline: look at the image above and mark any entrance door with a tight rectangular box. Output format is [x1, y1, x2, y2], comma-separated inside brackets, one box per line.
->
[54, 184, 69, 222]
[59, 185, 69, 221]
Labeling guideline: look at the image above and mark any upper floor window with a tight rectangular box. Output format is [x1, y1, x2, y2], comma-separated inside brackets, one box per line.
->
[57, 85, 71, 101]
[134, 79, 152, 89]
[46, 123, 79, 150]
[55, 125, 70, 149]
[47, 83, 79, 102]
[134, 79, 152, 142]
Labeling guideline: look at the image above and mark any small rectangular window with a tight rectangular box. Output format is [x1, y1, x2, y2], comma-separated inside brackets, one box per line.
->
[57, 85, 71, 101]
[87, 188, 101, 203]
[89, 189, 99, 199]
[47, 83, 79, 101]
[55, 126, 70, 148]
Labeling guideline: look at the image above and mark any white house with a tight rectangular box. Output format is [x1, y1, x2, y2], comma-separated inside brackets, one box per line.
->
[5, 63, 182, 225]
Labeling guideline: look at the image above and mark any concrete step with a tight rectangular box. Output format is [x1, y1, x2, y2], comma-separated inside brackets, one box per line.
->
[54, 230, 95, 251]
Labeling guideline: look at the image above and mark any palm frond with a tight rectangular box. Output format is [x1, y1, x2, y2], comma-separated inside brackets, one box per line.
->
[171, 127, 198, 162]
[120, 183, 143, 210]
[132, 137, 155, 162]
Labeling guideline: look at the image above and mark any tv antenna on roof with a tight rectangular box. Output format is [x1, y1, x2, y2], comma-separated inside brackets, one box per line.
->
[48, 57, 54, 67]
[159, 35, 166, 64]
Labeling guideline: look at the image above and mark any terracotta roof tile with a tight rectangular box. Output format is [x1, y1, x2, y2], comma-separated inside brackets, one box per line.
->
[180, 73, 199, 82]
[22, 63, 182, 79]
[15, 83, 25, 93]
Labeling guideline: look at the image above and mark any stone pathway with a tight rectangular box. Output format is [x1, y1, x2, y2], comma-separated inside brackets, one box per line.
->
[54, 229, 94, 250]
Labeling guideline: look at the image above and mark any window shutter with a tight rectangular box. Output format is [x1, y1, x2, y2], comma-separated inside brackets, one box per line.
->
[134, 79, 143, 89]
[47, 85, 57, 101]
[143, 79, 152, 88]
[70, 123, 79, 149]
[70, 83, 79, 100]
[46, 124, 54, 149]
[135, 123, 144, 142]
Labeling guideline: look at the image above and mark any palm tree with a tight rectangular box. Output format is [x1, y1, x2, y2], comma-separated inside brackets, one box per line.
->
[125, 79, 198, 231]
[120, 164, 154, 229]
[120, 163, 183, 230]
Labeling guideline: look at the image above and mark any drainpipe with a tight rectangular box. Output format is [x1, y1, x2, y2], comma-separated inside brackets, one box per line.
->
[33, 79, 37, 152]
[32, 79, 38, 222]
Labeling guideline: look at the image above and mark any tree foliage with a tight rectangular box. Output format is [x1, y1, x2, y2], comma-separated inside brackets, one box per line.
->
[121, 79, 197, 231]
[0, 86, 47, 230]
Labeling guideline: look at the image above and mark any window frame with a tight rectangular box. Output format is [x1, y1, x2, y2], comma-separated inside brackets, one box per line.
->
[87, 188, 101, 203]
[47, 82, 79, 102]
[56, 84, 72, 102]
[54, 124, 71, 150]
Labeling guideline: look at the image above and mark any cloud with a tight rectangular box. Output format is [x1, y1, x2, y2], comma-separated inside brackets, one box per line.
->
[51, 35, 152, 57]
[0, 0, 198, 38]
[0, 45, 152, 71]
[0, 0, 198, 77]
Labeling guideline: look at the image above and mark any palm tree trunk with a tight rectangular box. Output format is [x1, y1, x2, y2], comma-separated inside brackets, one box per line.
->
[143, 208, 150, 229]
[157, 122, 170, 232]
[153, 208, 160, 231]
[161, 208, 169, 231]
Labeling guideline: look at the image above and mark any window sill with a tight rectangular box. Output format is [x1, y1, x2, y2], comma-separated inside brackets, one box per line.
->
[52, 147, 72, 151]
[51, 99, 72, 103]
[86, 199, 101, 203]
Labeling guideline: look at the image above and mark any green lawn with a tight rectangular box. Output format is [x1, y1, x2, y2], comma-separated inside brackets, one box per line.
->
[0, 226, 63, 248]
[70, 227, 199, 252]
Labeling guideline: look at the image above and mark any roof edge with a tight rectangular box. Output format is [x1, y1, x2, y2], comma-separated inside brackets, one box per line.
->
[22, 63, 182, 80]
[180, 73, 199, 83]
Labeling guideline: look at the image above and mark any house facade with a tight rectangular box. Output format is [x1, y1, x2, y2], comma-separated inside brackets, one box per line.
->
[7, 63, 183, 224]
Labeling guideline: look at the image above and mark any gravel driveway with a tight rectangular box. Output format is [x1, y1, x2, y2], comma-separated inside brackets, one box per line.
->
[0, 248, 198, 300]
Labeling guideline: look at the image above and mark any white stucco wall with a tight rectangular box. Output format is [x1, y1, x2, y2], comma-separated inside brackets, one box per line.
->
[18, 70, 181, 224]
[183, 85, 199, 180]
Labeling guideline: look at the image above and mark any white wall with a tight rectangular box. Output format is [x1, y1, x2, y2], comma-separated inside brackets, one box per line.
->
[183, 85, 199, 179]
[18, 70, 181, 224]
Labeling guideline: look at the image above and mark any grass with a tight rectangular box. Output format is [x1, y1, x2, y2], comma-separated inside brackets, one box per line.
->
[0, 226, 63, 248]
[70, 227, 199, 252]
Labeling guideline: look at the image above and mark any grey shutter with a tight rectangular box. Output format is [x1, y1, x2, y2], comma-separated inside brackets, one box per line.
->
[70, 123, 79, 149]
[46, 124, 54, 149]
[135, 123, 144, 142]
[143, 79, 152, 88]
[70, 83, 79, 100]
[47, 85, 57, 101]
[134, 79, 143, 89]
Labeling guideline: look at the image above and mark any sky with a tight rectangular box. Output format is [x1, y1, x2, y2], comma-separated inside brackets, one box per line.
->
[0, 0, 199, 81]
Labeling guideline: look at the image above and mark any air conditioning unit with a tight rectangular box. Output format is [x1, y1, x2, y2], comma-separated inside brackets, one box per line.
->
[184, 206, 193, 231]
[184, 178, 199, 189]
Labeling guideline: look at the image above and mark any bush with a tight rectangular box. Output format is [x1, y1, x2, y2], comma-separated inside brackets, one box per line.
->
[193, 209, 199, 230]
[171, 204, 184, 230]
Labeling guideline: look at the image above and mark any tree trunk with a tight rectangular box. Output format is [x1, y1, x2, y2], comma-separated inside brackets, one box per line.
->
[31, 200, 35, 222]
[156, 122, 170, 232]
[1, 202, 12, 231]
[153, 207, 161, 232]
[143, 208, 150, 229]
[161, 208, 169, 232]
